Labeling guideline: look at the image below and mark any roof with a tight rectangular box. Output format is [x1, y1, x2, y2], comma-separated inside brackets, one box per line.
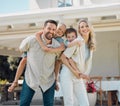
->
[0, 3, 120, 56]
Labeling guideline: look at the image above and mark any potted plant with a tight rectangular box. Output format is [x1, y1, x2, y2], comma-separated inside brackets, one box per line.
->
[0, 79, 8, 102]
[86, 81, 97, 106]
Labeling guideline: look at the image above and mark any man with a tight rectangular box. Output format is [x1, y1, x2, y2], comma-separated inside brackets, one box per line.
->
[19, 20, 60, 106]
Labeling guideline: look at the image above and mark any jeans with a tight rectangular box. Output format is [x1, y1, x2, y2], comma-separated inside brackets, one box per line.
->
[20, 80, 55, 106]
[41, 82, 55, 106]
[20, 80, 35, 106]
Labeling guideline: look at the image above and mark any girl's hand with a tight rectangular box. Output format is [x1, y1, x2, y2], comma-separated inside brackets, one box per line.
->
[36, 30, 43, 40]
[41, 45, 50, 52]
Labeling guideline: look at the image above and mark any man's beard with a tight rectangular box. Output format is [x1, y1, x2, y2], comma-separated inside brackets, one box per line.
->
[45, 32, 54, 40]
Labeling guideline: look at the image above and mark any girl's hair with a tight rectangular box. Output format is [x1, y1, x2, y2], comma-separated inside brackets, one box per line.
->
[57, 22, 66, 36]
[57, 23, 66, 28]
[65, 27, 77, 38]
[78, 19, 96, 51]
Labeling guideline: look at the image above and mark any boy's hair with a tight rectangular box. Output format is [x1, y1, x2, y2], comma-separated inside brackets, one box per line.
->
[44, 19, 58, 27]
[65, 27, 77, 37]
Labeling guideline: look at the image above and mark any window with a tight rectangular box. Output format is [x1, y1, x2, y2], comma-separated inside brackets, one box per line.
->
[58, 0, 73, 7]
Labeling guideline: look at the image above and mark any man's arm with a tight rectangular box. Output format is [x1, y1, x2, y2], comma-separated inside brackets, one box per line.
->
[8, 57, 27, 92]
[19, 36, 32, 52]
[54, 59, 62, 81]
[54, 59, 62, 91]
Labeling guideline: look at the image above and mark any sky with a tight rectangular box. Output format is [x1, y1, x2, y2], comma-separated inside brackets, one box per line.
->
[0, 0, 29, 14]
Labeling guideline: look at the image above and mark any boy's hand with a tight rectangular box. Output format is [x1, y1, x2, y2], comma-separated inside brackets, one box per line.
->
[79, 73, 90, 80]
[76, 40, 81, 46]
[73, 71, 81, 79]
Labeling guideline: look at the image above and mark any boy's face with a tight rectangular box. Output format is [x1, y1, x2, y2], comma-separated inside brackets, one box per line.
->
[66, 32, 77, 42]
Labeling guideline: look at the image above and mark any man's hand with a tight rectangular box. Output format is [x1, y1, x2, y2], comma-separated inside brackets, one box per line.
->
[8, 81, 18, 92]
[55, 80, 60, 91]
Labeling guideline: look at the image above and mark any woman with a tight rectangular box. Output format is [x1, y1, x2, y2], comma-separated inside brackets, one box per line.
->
[60, 19, 96, 106]
[78, 19, 96, 75]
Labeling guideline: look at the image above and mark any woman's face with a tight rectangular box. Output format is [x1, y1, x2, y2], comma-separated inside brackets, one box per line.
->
[79, 21, 90, 36]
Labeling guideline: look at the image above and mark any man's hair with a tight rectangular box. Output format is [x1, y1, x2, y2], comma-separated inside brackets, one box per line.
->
[65, 27, 77, 37]
[44, 19, 58, 27]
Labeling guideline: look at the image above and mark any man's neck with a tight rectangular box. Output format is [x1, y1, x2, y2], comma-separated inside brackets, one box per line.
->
[42, 35, 52, 45]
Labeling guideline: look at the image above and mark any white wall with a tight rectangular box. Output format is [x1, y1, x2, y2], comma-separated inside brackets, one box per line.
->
[90, 0, 120, 4]
[91, 31, 120, 77]
[29, 0, 57, 9]
[29, 0, 40, 10]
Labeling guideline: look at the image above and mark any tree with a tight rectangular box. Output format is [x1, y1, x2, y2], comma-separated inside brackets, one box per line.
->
[0, 55, 20, 82]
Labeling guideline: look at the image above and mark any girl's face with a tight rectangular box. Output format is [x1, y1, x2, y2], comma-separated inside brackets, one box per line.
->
[79, 21, 90, 36]
[56, 25, 66, 37]
[66, 32, 77, 42]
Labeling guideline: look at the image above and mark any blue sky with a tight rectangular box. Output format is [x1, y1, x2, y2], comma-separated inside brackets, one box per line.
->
[0, 0, 29, 14]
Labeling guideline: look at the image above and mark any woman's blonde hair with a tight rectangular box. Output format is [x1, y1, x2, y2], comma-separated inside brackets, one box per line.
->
[78, 19, 96, 51]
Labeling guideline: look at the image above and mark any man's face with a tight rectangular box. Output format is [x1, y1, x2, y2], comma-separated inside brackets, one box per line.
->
[43, 23, 57, 40]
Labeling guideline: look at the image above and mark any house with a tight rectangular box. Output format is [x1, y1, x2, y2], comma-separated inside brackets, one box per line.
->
[0, 0, 120, 105]
[0, 0, 120, 77]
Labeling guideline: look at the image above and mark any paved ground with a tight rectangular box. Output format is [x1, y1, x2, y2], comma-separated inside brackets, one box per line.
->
[0, 99, 119, 106]
[0, 105, 62, 106]
[0, 102, 115, 106]
[0, 98, 64, 106]
[0, 103, 119, 106]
